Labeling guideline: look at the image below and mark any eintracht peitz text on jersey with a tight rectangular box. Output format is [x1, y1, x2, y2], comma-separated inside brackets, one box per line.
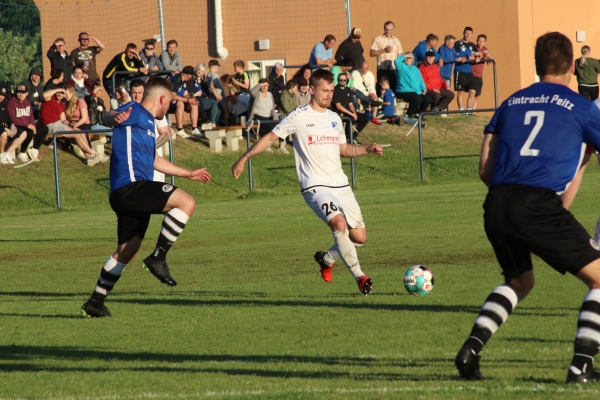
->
[508, 94, 574, 110]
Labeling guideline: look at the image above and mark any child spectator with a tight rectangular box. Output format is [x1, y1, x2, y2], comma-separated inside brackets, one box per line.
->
[8, 84, 36, 162]
[232, 60, 250, 100]
[378, 76, 399, 124]
[0, 84, 26, 164]
[279, 79, 298, 117]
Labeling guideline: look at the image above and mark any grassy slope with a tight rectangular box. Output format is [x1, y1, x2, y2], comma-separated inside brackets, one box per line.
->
[2, 115, 600, 399]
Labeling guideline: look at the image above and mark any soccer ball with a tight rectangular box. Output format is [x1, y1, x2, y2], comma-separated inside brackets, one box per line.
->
[403, 265, 434, 295]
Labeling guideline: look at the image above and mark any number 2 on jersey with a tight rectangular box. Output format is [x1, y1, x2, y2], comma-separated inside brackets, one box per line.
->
[520, 111, 545, 156]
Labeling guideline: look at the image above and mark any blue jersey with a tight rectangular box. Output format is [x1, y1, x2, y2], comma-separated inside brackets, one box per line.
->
[109, 102, 157, 196]
[381, 89, 395, 116]
[486, 82, 600, 193]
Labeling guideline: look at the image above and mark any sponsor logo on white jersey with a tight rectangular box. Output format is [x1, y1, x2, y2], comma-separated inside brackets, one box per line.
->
[308, 134, 339, 145]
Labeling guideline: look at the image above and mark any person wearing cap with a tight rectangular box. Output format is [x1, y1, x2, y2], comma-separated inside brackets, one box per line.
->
[370, 21, 403, 92]
[8, 85, 37, 162]
[168, 65, 203, 138]
[308, 35, 336, 68]
[295, 78, 311, 107]
[0, 84, 26, 165]
[19, 67, 44, 119]
[413, 34, 444, 66]
[70, 32, 105, 82]
[419, 51, 455, 117]
[335, 28, 365, 69]
[394, 52, 432, 121]
[139, 40, 164, 72]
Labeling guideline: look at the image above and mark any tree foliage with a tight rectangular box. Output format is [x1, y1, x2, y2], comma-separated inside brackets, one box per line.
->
[0, 29, 41, 90]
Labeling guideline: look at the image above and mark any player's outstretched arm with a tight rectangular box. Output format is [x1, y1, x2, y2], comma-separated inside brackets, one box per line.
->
[103, 107, 132, 127]
[154, 156, 211, 183]
[232, 132, 279, 179]
[339, 142, 383, 158]
[479, 133, 497, 185]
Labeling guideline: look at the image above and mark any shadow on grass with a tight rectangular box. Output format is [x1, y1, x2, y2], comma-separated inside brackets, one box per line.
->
[0, 185, 53, 207]
[0, 238, 114, 243]
[503, 337, 573, 344]
[0, 312, 81, 319]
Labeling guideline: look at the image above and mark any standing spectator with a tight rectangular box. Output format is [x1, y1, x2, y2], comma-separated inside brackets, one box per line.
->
[65, 65, 94, 98]
[232, 60, 251, 100]
[419, 51, 455, 117]
[102, 43, 149, 96]
[292, 64, 313, 83]
[169, 65, 202, 138]
[160, 40, 183, 75]
[279, 79, 298, 117]
[370, 21, 403, 92]
[394, 52, 432, 120]
[454, 27, 479, 112]
[472, 34, 493, 109]
[19, 67, 44, 119]
[139, 40, 164, 72]
[129, 79, 145, 103]
[308, 35, 336, 68]
[249, 78, 287, 153]
[47, 38, 73, 82]
[439, 35, 459, 89]
[192, 63, 220, 129]
[335, 28, 365, 68]
[43, 68, 65, 92]
[413, 34, 444, 67]
[8, 85, 36, 163]
[574, 45, 600, 100]
[295, 79, 311, 106]
[0, 84, 26, 165]
[268, 63, 286, 109]
[351, 61, 382, 124]
[207, 59, 227, 124]
[332, 74, 369, 143]
[70, 32, 105, 82]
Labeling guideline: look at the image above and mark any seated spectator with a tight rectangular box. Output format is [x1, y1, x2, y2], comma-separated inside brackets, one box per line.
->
[65, 86, 93, 131]
[46, 38, 73, 82]
[110, 84, 131, 110]
[232, 60, 251, 101]
[206, 60, 228, 124]
[0, 84, 26, 164]
[295, 79, 311, 106]
[419, 51, 455, 116]
[331, 59, 353, 86]
[19, 67, 44, 119]
[224, 80, 250, 125]
[85, 82, 109, 130]
[8, 84, 38, 163]
[192, 63, 219, 129]
[160, 40, 183, 74]
[139, 40, 164, 72]
[350, 61, 382, 124]
[332, 73, 369, 143]
[169, 65, 202, 138]
[308, 35, 336, 68]
[40, 87, 101, 165]
[279, 79, 298, 117]
[129, 79, 145, 103]
[378, 76, 400, 124]
[65, 65, 94, 98]
[439, 35, 459, 89]
[394, 52, 432, 120]
[413, 34, 443, 66]
[102, 43, 149, 96]
[70, 32, 105, 82]
[249, 78, 287, 153]
[335, 28, 365, 68]
[292, 64, 312, 83]
[43, 68, 65, 92]
[268, 63, 285, 108]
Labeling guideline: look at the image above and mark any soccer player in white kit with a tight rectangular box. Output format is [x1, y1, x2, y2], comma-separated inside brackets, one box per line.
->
[232, 69, 383, 295]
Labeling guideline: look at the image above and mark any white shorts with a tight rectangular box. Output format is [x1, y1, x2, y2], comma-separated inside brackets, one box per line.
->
[302, 186, 365, 229]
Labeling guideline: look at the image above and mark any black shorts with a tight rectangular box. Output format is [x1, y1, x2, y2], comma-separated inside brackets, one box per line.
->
[109, 180, 178, 244]
[168, 101, 179, 114]
[472, 77, 483, 96]
[454, 71, 476, 92]
[483, 185, 600, 283]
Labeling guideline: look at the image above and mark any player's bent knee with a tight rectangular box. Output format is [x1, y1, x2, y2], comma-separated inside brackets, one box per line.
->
[327, 214, 347, 232]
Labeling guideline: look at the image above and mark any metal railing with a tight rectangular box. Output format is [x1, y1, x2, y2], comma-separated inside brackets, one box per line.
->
[52, 129, 174, 209]
[110, 70, 172, 96]
[416, 107, 498, 182]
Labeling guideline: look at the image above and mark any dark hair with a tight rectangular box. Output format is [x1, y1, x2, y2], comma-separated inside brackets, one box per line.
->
[324, 34, 336, 43]
[477, 34, 487, 41]
[286, 79, 298, 90]
[463, 27, 473, 33]
[93, 80, 102, 89]
[292, 64, 312, 81]
[384, 21, 395, 28]
[258, 78, 269, 84]
[130, 79, 145, 89]
[310, 68, 334, 87]
[73, 64, 84, 73]
[444, 34, 456, 42]
[535, 32, 573, 77]
[50, 68, 64, 80]
[166, 40, 178, 47]
[145, 76, 174, 94]
[78, 32, 88, 39]
[126, 43, 137, 50]
[426, 34, 438, 42]
[339, 59, 352, 68]
[220, 74, 233, 85]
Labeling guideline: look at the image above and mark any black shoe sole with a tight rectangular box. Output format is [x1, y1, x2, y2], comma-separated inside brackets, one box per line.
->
[142, 257, 177, 287]
[360, 278, 373, 295]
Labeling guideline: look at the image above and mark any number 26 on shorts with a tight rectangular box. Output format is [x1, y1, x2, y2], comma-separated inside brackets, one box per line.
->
[321, 202, 339, 217]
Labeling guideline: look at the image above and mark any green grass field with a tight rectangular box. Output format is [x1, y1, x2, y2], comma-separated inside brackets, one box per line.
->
[2, 116, 600, 399]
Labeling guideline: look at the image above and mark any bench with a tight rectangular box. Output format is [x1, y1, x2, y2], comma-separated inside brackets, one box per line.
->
[204, 125, 245, 152]
[38, 132, 108, 159]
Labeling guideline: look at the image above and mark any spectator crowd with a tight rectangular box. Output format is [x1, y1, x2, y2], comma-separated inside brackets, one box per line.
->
[1, 24, 498, 164]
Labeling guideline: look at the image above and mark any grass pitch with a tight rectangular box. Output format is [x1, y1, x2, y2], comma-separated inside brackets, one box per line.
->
[1, 116, 600, 399]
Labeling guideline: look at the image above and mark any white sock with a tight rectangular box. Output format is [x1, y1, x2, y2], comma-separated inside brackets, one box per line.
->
[325, 241, 363, 265]
[331, 229, 363, 281]
[459, 107, 464, 110]
[103, 256, 127, 275]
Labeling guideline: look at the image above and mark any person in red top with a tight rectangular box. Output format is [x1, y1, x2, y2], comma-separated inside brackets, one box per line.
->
[41, 87, 100, 165]
[472, 34, 493, 109]
[419, 51, 455, 116]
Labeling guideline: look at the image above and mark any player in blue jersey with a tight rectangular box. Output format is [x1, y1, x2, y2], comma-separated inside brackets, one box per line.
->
[455, 32, 600, 384]
[81, 77, 211, 318]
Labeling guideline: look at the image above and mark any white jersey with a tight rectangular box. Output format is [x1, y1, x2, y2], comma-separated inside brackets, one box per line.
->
[272, 104, 348, 191]
[153, 117, 169, 182]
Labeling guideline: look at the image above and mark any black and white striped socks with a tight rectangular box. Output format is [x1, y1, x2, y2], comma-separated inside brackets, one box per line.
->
[151, 208, 190, 262]
[90, 256, 127, 304]
[570, 289, 600, 374]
